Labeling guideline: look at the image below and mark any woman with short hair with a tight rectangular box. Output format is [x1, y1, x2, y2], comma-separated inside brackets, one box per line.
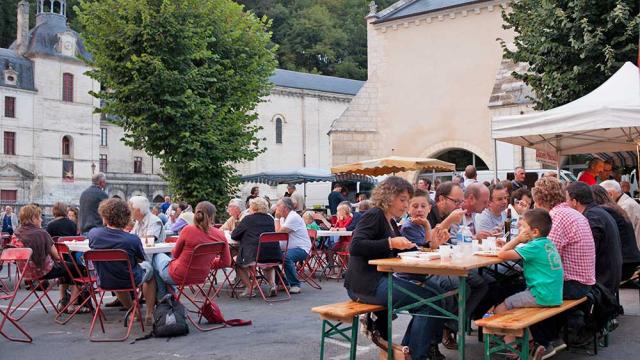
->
[232, 197, 282, 297]
[344, 176, 445, 359]
[46, 202, 78, 238]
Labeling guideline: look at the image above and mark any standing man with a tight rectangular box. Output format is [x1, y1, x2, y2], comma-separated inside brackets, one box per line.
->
[1, 206, 18, 235]
[463, 165, 478, 189]
[600, 180, 640, 249]
[79, 172, 108, 236]
[275, 197, 311, 294]
[160, 195, 172, 214]
[601, 160, 614, 181]
[577, 158, 604, 185]
[285, 184, 305, 212]
[511, 167, 527, 191]
[328, 183, 345, 216]
[475, 183, 509, 234]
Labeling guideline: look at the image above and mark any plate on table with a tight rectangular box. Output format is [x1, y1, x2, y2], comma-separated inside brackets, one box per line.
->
[399, 251, 440, 260]
[474, 250, 499, 257]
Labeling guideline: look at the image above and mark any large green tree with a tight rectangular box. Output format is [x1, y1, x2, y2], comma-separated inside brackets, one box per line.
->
[502, 0, 640, 110]
[77, 0, 277, 208]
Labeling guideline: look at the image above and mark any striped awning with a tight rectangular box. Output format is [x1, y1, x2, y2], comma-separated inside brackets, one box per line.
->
[586, 151, 638, 168]
[240, 167, 377, 186]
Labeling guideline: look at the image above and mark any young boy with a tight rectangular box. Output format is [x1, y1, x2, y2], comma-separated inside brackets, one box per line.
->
[302, 211, 321, 231]
[401, 189, 449, 248]
[495, 208, 564, 356]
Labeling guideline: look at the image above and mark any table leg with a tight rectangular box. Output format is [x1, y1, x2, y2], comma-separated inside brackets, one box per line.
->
[458, 276, 467, 360]
[387, 272, 393, 360]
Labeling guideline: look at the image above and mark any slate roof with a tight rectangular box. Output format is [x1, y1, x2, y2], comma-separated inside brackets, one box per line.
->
[374, 0, 492, 23]
[9, 13, 92, 62]
[0, 48, 35, 91]
[269, 69, 364, 95]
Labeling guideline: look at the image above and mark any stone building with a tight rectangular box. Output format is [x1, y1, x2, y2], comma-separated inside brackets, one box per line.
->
[330, 0, 541, 176]
[1, 0, 362, 206]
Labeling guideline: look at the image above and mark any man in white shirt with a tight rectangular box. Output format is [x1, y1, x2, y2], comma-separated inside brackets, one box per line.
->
[475, 183, 509, 234]
[129, 196, 165, 243]
[275, 197, 311, 294]
[601, 180, 640, 248]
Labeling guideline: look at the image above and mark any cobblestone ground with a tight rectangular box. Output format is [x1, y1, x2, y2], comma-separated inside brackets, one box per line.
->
[1, 271, 638, 360]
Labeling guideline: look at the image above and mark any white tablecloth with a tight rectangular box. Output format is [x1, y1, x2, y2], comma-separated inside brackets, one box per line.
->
[316, 230, 352, 237]
[63, 241, 175, 255]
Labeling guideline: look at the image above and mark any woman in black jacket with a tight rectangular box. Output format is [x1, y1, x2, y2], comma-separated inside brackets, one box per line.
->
[232, 197, 283, 297]
[344, 176, 445, 360]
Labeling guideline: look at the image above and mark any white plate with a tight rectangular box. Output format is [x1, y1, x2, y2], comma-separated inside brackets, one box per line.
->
[399, 251, 440, 260]
[474, 250, 499, 257]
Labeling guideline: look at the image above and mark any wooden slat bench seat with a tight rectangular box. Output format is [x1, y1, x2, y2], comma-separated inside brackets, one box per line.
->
[474, 297, 587, 359]
[311, 301, 385, 360]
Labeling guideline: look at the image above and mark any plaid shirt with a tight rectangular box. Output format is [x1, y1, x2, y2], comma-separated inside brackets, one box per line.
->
[548, 203, 596, 285]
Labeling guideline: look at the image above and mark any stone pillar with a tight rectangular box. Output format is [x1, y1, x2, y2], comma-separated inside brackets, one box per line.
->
[16, 0, 30, 56]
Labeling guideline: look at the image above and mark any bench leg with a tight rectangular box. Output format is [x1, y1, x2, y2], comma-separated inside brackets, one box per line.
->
[320, 320, 327, 360]
[458, 276, 468, 360]
[483, 333, 490, 360]
[519, 330, 529, 360]
[350, 316, 358, 360]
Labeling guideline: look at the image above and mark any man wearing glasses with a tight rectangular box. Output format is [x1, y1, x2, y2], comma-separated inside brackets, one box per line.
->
[427, 181, 465, 232]
[475, 183, 510, 234]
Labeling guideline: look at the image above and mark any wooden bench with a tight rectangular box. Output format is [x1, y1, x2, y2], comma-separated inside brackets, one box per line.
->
[474, 298, 587, 360]
[618, 266, 640, 304]
[311, 300, 385, 360]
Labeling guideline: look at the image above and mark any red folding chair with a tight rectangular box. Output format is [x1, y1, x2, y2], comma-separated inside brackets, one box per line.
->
[295, 230, 321, 290]
[0, 248, 33, 343]
[84, 249, 145, 342]
[171, 242, 228, 331]
[10, 252, 60, 321]
[0, 233, 15, 291]
[53, 243, 98, 325]
[247, 232, 290, 302]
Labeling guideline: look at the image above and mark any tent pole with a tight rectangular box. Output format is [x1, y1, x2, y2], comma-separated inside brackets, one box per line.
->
[493, 139, 498, 182]
[636, 144, 640, 186]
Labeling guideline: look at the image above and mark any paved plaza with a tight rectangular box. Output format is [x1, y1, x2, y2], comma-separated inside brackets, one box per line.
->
[2, 274, 639, 360]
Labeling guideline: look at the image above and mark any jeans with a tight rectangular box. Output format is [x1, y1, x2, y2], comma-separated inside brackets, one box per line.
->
[284, 247, 308, 287]
[152, 253, 176, 299]
[348, 276, 445, 360]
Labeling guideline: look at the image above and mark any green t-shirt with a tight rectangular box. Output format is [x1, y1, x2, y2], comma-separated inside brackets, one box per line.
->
[306, 222, 321, 231]
[515, 237, 564, 306]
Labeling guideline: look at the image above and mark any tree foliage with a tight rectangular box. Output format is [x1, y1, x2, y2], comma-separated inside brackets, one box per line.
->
[238, 0, 396, 80]
[77, 0, 277, 208]
[501, 0, 640, 110]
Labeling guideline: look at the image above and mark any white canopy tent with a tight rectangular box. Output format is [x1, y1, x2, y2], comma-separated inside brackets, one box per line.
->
[492, 61, 640, 175]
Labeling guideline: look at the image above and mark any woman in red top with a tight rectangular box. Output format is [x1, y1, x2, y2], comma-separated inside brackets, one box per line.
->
[152, 201, 231, 299]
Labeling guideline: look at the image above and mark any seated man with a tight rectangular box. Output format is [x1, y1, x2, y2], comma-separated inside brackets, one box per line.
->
[275, 197, 311, 294]
[475, 183, 509, 235]
[129, 196, 165, 243]
[88, 198, 156, 323]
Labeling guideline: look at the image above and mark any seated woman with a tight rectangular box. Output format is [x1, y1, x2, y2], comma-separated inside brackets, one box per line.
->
[15, 204, 81, 312]
[88, 198, 156, 323]
[344, 176, 445, 360]
[232, 197, 282, 297]
[152, 201, 231, 299]
[46, 202, 78, 238]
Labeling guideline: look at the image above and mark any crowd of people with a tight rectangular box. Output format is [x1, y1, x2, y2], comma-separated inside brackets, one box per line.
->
[345, 164, 640, 360]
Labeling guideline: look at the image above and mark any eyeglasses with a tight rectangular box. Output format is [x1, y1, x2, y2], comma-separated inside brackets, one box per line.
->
[444, 195, 464, 205]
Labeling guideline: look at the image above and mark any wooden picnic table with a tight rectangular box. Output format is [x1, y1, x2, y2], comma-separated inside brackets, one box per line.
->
[370, 255, 504, 360]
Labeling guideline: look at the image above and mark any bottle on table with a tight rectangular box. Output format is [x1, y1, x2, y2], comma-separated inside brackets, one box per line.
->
[504, 208, 512, 242]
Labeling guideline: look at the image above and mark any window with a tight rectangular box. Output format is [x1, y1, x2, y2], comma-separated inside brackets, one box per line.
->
[62, 73, 74, 102]
[133, 156, 143, 174]
[4, 97, 15, 118]
[62, 136, 71, 156]
[100, 128, 107, 146]
[275, 116, 283, 144]
[0, 190, 17, 203]
[99, 154, 108, 173]
[4, 132, 15, 155]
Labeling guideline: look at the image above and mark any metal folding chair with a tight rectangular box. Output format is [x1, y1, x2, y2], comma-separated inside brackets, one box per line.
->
[296, 230, 322, 289]
[247, 232, 290, 302]
[10, 251, 60, 321]
[0, 248, 33, 343]
[53, 243, 98, 325]
[84, 249, 145, 342]
[171, 242, 228, 331]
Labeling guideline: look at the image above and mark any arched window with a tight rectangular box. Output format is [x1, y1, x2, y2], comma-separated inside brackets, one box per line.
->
[434, 148, 488, 171]
[62, 73, 74, 102]
[275, 116, 283, 144]
[62, 135, 72, 156]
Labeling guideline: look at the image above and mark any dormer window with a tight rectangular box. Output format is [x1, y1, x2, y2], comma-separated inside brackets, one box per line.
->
[57, 31, 77, 57]
[4, 68, 18, 86]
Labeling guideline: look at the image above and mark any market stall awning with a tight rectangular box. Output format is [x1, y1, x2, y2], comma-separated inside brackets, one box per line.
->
[240, 167, 377, 186]
[331, 156, 455, 176]
[492, 62, 640, 155]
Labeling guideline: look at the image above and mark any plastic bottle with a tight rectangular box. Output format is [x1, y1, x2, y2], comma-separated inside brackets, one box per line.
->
[460, 225, 473, 256]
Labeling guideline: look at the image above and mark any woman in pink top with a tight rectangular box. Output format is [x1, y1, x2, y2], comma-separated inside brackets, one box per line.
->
[152, 201, 231, 299]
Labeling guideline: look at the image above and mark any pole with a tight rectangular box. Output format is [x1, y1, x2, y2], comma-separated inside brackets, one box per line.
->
[493, 139, 498, 182]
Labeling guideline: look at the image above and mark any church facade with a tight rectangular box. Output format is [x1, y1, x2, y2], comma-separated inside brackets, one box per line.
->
[0, 0, 362, 206]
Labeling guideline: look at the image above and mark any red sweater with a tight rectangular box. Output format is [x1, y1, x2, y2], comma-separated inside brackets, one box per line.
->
[169, 224, 231, 283]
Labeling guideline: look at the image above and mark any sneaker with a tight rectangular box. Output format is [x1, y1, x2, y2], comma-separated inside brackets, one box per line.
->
[427, 344, 445, 360]
[269, 286, 277, 297]
[240, 289, 256, 298]
[289, 286, 301, 294]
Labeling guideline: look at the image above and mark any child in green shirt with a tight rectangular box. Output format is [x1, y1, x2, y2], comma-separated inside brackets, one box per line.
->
[303, 211, 321, 231]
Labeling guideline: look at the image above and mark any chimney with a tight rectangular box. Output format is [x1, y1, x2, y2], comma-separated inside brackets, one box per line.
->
[16, 0, 30, 56]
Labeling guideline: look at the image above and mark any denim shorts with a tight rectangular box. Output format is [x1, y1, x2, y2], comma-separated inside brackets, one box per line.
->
[504, 289, 540, 310]
[134, 261, 154, 286]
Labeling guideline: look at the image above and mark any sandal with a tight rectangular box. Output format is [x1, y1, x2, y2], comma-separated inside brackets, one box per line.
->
[68, 304, 91, 314]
